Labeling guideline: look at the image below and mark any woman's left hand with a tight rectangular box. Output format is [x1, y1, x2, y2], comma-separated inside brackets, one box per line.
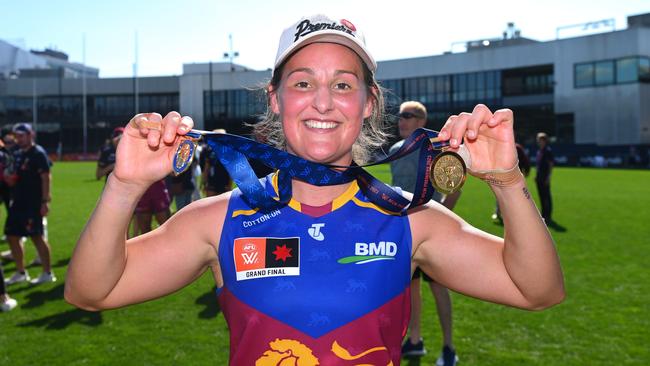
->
[439, 104, 517, 172]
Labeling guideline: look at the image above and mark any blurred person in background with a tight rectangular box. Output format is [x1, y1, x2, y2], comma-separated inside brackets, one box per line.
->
[493, 143, 531, 223]
[536, 132, 554, 223]
[170, 167, 196, 212]
[199, 129, 232, 197]
[134, 179, 171, 235]
[1, 264, 18, 311]
[97, 127, 124, 181]
[97, 127, 138, 237]
[390, 101, 459, 366]
[0, 132, 15, 211]
[4, 123, 55, 285]
[191, 144, 202, 201]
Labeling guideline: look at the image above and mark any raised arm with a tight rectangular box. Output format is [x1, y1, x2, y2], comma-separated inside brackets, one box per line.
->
[65, 112, 224, 311]
[411, 104, 565, 310]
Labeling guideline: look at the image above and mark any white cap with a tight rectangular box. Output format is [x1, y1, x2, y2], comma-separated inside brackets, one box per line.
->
[273, 14, 376, 76]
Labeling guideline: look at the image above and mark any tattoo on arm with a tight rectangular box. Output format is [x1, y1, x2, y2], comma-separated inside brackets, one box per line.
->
[523, 187, 531, 200]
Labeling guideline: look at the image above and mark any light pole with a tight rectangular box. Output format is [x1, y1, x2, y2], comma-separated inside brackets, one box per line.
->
[223, 33, 239, 72]
[221, 34, 239, 125]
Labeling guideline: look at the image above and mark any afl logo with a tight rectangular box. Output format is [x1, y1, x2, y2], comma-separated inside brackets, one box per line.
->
[341, 19, 356, 32]
[243, 243, 257, 252]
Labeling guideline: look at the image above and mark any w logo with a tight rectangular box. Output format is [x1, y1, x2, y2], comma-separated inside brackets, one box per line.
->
[241, 252, 259, 265]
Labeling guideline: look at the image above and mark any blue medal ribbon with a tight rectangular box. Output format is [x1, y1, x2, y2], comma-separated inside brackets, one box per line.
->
[185, 128, 449, 213]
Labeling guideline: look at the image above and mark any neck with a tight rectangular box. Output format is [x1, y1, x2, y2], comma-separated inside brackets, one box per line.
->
[291, 179, 352, 206]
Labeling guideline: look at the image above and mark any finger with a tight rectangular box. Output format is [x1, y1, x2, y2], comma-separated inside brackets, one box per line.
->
[438, 115, 457, 140]
[179, 116, 194, 134]
[162, 111, 182, 144]
[143, 113, 163, 147]
[129, 113, 162, 131]
[449, 112, 471, 147]
[491, 108, 514, 126]
[466, 104, 493, 140]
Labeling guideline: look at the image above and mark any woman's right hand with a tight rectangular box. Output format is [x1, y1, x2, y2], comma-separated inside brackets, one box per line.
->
[113, 111, 193, 187]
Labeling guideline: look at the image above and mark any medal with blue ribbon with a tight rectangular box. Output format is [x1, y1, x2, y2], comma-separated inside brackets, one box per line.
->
[172, 128, 466, 213]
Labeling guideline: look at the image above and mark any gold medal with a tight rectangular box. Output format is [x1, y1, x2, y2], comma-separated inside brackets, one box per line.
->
[429, 151, 466, 195]
[172, 139, 197, 176]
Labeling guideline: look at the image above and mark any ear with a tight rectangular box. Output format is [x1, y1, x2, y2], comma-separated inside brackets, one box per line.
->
[269, 86, 280, 115]
[363, 86, 377, 120]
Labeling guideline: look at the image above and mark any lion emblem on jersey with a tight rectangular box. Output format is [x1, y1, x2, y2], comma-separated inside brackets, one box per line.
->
[256, 338, 319, 366]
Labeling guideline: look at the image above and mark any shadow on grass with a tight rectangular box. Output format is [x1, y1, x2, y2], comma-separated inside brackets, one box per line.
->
[195, 288, 221, 319]
[3, 278, 64, 295]
[52, 257, 70, 268]
[547, 220, 568, 232]
[21, 283, 65, 309]
[22, 257, 70, 269]
[18, 307, 103, 330]
[16, 284, 103, 329]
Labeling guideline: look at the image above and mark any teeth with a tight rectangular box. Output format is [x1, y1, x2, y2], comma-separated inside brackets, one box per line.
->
[305, 120, 337, 129]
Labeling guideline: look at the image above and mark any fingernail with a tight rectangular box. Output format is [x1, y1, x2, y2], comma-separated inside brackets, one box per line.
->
[172, 116, 180, 124]
[450, 138, 458, 146]
[467, 130, 476, 138]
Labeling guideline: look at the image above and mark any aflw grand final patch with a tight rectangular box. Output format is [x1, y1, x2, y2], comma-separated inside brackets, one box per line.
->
[234, 237, 300, 281]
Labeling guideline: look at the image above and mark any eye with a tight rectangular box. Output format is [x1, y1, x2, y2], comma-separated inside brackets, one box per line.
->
[294, 81, 310, 89]
[333, 82, 352, 90]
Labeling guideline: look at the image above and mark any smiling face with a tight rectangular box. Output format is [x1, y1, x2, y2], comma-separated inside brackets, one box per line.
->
[269, 43, 374, 165]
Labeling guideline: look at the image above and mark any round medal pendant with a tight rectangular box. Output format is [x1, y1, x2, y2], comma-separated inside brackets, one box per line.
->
[172, 139, 196, 176]
[429, 151, 467, 195]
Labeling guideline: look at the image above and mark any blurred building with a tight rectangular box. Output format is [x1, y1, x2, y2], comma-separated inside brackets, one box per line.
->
[0, 13, 649, 164]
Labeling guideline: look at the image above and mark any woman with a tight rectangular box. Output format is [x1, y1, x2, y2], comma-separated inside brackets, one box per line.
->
[65, 15, 564, 365]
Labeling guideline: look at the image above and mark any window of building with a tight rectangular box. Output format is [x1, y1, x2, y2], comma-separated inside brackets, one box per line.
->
[476, 72, 485, 100]
[575, 56, 650, 88]
[467, 72, 477, 101]
[639, 57, 650, 82]
[575, 63, 595, 87]
[616, 57, 638, 83]
[453, 73, 467, 103]
[594, 61, 614, 85]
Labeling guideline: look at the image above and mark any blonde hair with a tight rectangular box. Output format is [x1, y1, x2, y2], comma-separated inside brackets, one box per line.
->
[253, 58, 389, 165]
[400, 101, 427, 118]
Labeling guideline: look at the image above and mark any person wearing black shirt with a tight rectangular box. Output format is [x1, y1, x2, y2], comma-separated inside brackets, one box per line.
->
[169, 168, 195, 211]
[4, 123, 55, 285]
[97, 127, 123, 181]
[535, 132, 554, 222]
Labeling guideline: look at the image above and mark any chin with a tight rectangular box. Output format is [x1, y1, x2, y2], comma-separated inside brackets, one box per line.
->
[303, 148, 348, 165]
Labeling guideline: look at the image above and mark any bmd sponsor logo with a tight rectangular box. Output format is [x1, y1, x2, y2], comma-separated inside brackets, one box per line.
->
[337, 241, 398, 264]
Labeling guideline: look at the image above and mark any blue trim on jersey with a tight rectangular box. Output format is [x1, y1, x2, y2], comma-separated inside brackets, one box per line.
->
[219, 175, 412, 338]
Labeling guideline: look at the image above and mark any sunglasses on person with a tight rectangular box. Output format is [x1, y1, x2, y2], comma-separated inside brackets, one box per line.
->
[398, 111, 423, 119]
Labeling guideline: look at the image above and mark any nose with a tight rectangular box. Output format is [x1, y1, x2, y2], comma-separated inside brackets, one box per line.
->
[312, 85, 334, 114]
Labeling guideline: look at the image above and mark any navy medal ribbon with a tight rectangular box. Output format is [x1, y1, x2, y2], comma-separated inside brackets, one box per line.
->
[174, 128, 458, 214]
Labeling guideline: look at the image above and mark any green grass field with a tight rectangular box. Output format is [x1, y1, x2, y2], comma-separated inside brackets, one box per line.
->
[1, 163, 648, 365]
